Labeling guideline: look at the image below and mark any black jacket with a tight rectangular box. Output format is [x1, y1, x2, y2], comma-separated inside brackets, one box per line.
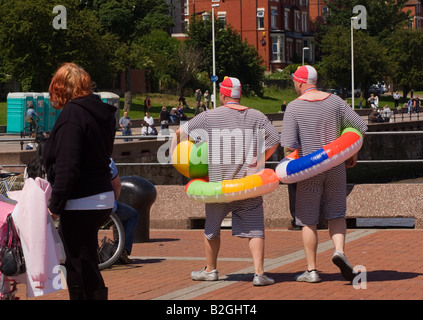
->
[43, 94, 117, 214]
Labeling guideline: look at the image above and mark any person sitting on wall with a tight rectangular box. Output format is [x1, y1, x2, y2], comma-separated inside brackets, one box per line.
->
[368, 108, 383, 123]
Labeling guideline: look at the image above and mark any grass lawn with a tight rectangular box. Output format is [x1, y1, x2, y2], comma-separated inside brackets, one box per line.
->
[0, 88, 421, 126]
[0, 101, 6, 125]
[122, 86, 298, 120]
[125, 88, 421, 120]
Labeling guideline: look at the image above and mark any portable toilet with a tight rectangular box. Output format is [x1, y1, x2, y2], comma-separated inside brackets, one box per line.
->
[98, 92, 120, 129]
[33, 93, 45, 130]
[6, 92, 33, 133]
[43, 92, 58, 132]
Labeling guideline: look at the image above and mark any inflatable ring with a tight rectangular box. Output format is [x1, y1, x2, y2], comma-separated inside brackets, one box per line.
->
[276, 128, 364, 184]
[185, 169, 279, 203]
[172, 140, 279, 203]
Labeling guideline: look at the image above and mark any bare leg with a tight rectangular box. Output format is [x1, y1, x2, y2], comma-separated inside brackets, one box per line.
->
[302, 225, 318, 270]
[329, 218, 346, 253]
[205, 236, 220, 272]
[248, 238, 265, 275]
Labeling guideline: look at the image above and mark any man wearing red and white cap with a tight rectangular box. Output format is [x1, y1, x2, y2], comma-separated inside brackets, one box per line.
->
[172, 76, 280, 286]
[291, 65, 318, 85]
[219, 76, 242, 99]
[281, 65, 368, 283]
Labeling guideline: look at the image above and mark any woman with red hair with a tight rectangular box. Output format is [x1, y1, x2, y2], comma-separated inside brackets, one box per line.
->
[43, 63, 117, 300]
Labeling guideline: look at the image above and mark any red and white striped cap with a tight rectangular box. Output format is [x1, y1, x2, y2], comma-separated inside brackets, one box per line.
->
[219, 77, 242, 99]
[291, 65, 318, 84]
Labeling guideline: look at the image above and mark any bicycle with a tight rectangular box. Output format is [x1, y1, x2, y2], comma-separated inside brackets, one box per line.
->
[0, 172, 20, 197]
[20, 124, 46, 139]
[97, 210, 125, 270]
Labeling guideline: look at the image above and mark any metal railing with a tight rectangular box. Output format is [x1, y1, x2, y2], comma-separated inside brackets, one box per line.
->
[0, 131, 423, 167]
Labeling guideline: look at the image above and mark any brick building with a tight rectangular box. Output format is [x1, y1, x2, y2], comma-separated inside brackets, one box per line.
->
[309, 0, 423, 29]
[174, 0, 314, 72]
[404, 0, 423, 29]
[169, 0, 422, 72]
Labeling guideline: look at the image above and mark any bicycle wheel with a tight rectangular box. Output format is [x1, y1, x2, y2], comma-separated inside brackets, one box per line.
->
[97, 211, 125, 270]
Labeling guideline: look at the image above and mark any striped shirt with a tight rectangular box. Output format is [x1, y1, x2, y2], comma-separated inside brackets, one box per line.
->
[280, 94, 368, 156]
[181, 104, 280, 183]
[181, 104, 279, 239]
[280, 93, 368, 226]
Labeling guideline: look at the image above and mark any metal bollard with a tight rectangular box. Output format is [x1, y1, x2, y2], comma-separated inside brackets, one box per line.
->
[119, 176, 157, 243]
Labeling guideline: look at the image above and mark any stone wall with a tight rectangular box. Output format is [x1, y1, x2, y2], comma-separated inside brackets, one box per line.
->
[149, 184, 423, 229]
[109, 119, 423, 185]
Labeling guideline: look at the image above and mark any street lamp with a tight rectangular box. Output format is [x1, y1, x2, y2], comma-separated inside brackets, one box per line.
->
[302, 47, 309, 65]
[212, 4, 220, 108]
[351, 16, 358, 109]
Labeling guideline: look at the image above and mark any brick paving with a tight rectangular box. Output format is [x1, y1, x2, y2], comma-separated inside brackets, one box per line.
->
[15, 227, 423, 301]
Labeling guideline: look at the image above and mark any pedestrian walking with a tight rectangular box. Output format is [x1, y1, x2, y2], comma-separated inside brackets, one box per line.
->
[280, 65, 368, 283]
[172, 77, 279, 286]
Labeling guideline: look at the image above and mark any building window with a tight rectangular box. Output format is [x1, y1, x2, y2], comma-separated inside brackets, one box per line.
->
[286, 39, 293, 62]
[322, 6, 329, 21]
[284, 9, 290, 30]
[271, 35, 285, 63]
[302, 12, 308, 32]
[271, 7, 278, 29]
[202, 12, 210, 21]
[218, 12, 226, 27]
[295, 40, 302, 58]
[184, 0, 189, 16]
[257, 9, 265, 29]
[294, 10, 300, 31]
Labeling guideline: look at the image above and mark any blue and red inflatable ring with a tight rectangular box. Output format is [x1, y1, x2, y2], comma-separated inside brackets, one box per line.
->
[276, 128, 363, 184]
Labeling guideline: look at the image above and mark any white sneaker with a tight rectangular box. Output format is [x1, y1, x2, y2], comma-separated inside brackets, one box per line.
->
[253, 274, 275, 286]
[332, 250, 356, 281]
[191, 267, 218, 281]
[295, 270, 321, 283]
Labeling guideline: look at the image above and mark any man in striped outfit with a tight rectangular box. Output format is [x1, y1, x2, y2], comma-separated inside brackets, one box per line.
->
[173, 77, 280, 286]
[280, 65, 368, 283]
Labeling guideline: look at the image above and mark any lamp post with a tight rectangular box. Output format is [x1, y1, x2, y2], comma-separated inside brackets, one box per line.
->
[212, 4, 220, 108]
[302, 46, 309, 65]
[351, 16, 358, 109]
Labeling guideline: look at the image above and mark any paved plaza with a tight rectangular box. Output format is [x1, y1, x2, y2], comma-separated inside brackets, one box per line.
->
[17, 228, 423, 303]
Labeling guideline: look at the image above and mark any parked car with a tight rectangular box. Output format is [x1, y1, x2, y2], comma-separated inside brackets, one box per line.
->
[323, 88, 341, 96]
[368, 85, 381, 96]
[346, 88, 361, 98]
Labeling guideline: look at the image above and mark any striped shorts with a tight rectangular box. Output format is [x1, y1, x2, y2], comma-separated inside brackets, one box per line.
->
[204, 197, 264, 240]
[294, 164, 347, 227]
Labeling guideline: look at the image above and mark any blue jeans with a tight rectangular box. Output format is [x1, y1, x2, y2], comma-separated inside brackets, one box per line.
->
[114, 202, 139, 254]
[122, 128, 132, 142]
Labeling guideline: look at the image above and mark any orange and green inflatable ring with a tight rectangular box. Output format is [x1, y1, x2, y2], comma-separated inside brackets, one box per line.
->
[172, 140, 279, 203]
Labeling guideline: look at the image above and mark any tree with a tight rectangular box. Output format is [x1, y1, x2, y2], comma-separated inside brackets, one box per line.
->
[314, 0, 413, 99]
[0, 0, 118, 91]
[83, 0, 174, 111]
[386, 28, 423, 98]
[137, 30, 180, 93]
[174, 42, 204, 96]
[320, 0, 410, 41]
[318, 25, 388, 99]
[187, 14, 265, 97]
